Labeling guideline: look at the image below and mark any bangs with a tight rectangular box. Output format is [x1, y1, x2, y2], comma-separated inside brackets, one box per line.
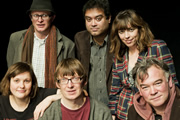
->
[116, 14, 139, 30]
[57, 61, 84, 78]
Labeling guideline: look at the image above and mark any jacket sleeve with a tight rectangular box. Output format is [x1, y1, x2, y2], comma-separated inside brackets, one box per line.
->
[7, 33, 16, 67]
[155, 40, 179, 87]
[108, 58, 122, 115]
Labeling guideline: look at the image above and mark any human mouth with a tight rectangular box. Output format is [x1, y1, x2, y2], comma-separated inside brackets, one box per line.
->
[151, 96, 161, 101]
[18, 90, 26, 93]
[37, 24, 45, 28]
[67, 90, 76, 95]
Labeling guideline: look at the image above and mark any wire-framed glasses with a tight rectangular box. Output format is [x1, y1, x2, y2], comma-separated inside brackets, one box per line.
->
[31, 14, 51, 20]
[57, 76, 82, 85]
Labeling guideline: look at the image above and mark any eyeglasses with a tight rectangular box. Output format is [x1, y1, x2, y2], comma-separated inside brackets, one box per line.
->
[31, 14, 51, 20]
[57, 77, 82, 85]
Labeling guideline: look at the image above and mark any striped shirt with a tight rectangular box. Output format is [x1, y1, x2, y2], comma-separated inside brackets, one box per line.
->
[109, 39, 179, 120]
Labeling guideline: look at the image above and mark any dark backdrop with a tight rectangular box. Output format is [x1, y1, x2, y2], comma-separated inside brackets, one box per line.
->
[1, 0, 180, 83]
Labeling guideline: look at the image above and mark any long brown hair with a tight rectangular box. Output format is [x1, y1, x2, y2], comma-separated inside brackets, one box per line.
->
[110, 9, 154, 60]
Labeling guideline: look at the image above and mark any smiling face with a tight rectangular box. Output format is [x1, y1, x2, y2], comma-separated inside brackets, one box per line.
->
[118, 24, 139, 49]
[137, 65, 172, 109]
[85, 8, 111, 38]
[30, 11, 55, 36]
[10, 72, 32, 100]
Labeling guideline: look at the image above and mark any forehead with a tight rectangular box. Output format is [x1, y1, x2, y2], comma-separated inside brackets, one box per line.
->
[12, 72, 31, 79]
[31, 11, 51, 15]
[85, 8, 105, 17]
[138, 65, 165, 84]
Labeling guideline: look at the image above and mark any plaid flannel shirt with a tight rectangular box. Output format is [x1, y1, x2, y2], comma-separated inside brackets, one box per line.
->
[109, 39, 179, 120]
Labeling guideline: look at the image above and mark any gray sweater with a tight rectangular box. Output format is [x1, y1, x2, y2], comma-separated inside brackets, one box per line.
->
[38, 97, 112, 120]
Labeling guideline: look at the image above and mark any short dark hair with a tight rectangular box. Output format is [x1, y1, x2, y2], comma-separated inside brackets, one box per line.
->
[83, 0, 111, 19]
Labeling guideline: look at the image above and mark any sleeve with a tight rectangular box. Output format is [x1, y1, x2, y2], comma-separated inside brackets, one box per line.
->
[7, 33, 15, 67]
[155, 40, 179, 87]
[38, 87, 57, 99]
[108, 58, 122, 115]
[74, 33, 81, 60]
[67, 41, 75, 58]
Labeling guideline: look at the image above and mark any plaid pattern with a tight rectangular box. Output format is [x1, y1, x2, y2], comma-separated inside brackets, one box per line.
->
[109, 39, 179, 120]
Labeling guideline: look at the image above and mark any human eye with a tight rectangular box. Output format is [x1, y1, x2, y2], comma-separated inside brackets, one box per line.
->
[95, 16, 103, 22]
[42, 14, 48, 18]
[12, 78, 20, 83]
[73, 77, 79, 81]
[141, 85, 149, 91]
[32, 14, 38, 18]
[154, 80, 162, 86]
[24, 79, 31, 83]
[128, 28, 135, 32]
[85, 17, 92, 22]
[118, 30, 124, 34]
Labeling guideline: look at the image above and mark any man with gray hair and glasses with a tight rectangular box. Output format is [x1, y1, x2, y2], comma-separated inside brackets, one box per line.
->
[128, 58, 180, 120]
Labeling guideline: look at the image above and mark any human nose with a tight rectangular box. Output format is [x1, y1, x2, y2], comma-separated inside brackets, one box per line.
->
[19, 81, 25, 88]
[91, 19, 97, 26]
[124, 31, 130, 38]
[37, 16, 44, 21]
[150, 86, 157, 95]
[67, 79, 74, 87]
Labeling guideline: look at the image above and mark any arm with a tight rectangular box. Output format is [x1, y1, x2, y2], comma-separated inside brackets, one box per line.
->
[33, 89, 61, 120]
[7, 34, 15, 67]
[108, 58, 122, 115]
[156, 40, 179, 86]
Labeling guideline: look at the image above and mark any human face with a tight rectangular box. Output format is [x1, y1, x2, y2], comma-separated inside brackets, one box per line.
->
[10, 72, 32, 100]
[56, 73, 84, 101]
[118, 25, 139, 49]
[85, 8, 111, 37]
[31, 11, 55, 35]
[137, 65, 172, 109]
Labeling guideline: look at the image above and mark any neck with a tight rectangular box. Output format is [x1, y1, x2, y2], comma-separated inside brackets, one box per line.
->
[35, 29, 50, 39]
[93, 32, 108, 46]
[61, 95, 86, 110]
[9, 95, 30, 112]
[128, 45, 138, 55]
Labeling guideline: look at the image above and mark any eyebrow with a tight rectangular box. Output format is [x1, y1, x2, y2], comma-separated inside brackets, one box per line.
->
[139, 79, 163, 87]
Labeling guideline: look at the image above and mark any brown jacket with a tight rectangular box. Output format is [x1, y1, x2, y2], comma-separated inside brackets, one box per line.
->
[74, 30, 113, 94]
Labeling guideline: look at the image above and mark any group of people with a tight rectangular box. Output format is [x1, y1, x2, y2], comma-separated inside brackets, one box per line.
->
[1, 0, 179, 120]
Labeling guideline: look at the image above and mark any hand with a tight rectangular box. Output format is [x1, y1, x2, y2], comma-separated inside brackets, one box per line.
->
[112, 115, 116, 120]
[33, 90, 61, 120]
[33, 96, 53, 120]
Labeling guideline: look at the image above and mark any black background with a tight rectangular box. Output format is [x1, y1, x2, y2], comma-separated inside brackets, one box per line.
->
[1, 0, 180, 83]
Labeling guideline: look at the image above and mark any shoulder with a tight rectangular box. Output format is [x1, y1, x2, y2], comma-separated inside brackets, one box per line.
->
[44, 99, 61, 114]
[89, 97, 110, 111]
[56, 28, 74, 44]
[128, 104, 142, 120]
[151, 39, 167, 46]
[10, 29, 27, 38]
[74, 30, 90, 40]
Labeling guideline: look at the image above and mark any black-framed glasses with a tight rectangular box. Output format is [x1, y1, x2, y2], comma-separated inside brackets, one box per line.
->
[57, 77, 82, 85]
[31, 14, 51, 20]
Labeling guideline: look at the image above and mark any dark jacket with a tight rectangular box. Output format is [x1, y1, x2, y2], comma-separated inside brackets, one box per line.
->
[74, 30, 113, 94]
